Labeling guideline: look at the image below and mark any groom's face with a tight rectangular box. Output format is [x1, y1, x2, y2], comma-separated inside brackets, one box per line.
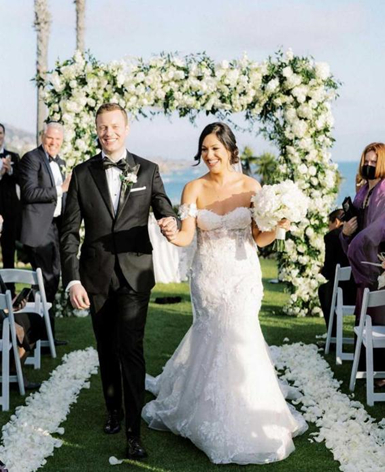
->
[96, 110, 129, 156]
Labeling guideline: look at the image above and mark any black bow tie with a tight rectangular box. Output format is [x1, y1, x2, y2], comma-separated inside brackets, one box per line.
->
[48, 155, 56, 163]
[103, 158, 127, 172]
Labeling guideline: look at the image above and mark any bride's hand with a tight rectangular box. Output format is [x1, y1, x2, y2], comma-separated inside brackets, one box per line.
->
[277, 218, 291, 231]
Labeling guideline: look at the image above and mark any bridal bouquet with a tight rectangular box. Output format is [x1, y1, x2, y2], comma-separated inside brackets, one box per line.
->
[251, 180, 309, 251]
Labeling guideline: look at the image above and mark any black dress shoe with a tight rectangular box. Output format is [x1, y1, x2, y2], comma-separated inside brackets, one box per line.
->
[24, 380, 42, 390]
[54, 339, 68, 346]
[126, 436, 147, 460]
[10, 378, 41, 391]
[104, 410, 123, 434]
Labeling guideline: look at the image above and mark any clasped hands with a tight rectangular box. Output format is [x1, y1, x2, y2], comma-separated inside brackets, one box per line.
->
[1, 156, 12, 176]
[158, 217, 178, 242]
[342, 216, 358, 237]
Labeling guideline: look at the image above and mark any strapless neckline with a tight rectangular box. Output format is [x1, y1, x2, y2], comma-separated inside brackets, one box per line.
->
[198, 207, 251, 218]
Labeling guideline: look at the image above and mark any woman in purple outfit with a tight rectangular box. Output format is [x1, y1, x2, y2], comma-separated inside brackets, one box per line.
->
[341, 142, 385, 378]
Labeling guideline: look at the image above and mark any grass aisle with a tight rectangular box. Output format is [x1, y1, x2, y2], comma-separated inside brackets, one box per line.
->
[1, 259, 384, 471]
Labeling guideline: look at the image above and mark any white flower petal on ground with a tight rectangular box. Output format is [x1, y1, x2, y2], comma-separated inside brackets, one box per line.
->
[109, 456, 124, 465]
[272, 343, 385, 472]
[0, 347, 99, 472]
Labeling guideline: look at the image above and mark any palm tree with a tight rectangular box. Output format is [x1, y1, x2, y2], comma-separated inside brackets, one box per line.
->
[74, 0, 86, 52]
[33, 0, 51, 144]
[240, 147, 278, 185]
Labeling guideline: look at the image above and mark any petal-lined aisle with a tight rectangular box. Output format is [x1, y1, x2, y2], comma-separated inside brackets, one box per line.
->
[272, 343, 385, 471]
[0, 347, 99, 472]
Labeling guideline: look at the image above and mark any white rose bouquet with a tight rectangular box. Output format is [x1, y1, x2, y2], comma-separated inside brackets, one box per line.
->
[251, 180, 309, 251]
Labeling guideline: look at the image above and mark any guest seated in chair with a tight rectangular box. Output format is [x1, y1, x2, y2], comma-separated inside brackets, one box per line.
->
[0, 274, 44, 390]
[318, 209, 356, 346]
[340, 142, 385, 383]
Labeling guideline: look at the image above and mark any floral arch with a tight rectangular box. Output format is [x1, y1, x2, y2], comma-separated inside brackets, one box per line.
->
[39, 49, 340, 317]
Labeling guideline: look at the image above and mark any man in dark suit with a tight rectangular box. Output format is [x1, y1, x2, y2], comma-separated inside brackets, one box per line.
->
[19, 122, 71, 342]
[0, 123, 22, 294]
[60, 103, 177, 459]
[318, 209, 356, 339]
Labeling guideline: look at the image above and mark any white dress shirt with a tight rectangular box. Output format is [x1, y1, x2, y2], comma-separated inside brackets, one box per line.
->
[102, 150, 127, 215]
[45, 151, 63, 217]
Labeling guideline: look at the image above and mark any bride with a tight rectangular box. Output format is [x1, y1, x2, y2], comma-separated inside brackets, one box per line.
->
[142, 122, 307, 464]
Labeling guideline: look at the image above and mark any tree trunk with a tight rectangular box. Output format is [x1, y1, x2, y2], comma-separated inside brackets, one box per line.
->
[75, 0, 86, 52]
[34, 0, 51, 145]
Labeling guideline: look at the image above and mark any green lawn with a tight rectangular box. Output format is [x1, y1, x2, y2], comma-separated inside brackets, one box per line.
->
[1, 259, 384, 471]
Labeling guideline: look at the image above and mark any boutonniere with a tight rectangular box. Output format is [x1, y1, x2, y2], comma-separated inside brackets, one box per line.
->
[120, 164, 140, 192]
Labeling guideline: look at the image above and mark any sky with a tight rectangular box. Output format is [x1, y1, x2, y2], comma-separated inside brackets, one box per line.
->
[1, 0, 385, 162]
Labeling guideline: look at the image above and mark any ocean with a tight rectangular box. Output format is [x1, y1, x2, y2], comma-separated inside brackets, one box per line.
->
[162, 161, 359, 208]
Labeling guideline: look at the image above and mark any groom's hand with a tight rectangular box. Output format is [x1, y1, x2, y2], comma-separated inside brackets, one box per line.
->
[69, 284, 90, 310]
[158, 217, 178, 241]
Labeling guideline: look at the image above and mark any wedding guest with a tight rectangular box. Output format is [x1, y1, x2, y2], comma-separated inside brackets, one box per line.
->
[341, 142, 385, 380]
[318, 209, 356, 342]
[0, 273, 44, 389]
[19, 122, 71, 346]
[0, 124, 22, 295]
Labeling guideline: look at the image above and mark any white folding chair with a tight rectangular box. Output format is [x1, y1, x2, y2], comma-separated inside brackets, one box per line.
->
[0, 291, 25, 404]
[0, 268, 56, 360]
[325, 264, 355, 364]
[0, 316, 11, 410]
[349, 288, 385, 406]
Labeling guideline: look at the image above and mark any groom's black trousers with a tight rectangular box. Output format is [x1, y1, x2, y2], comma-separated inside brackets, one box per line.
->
[89, 262, 150, 437]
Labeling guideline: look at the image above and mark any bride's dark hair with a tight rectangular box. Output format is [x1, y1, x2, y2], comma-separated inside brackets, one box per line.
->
[194, 122, 239, 165]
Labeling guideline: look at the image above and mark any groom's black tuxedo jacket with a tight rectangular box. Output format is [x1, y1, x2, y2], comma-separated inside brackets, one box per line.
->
[60, 151, 176, 294]
[19, 145, 66, 247]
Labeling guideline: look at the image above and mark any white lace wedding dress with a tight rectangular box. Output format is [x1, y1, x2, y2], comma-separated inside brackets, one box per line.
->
[142, 206, 307, 464]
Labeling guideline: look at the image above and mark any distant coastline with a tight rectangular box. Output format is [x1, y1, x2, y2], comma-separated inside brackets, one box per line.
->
[5, 123, 358, 206]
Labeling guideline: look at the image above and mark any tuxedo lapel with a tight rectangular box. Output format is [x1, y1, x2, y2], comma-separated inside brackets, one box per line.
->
[115, 151, 138, 220]
[89, 155, 115, 219]
[38, 146, 55, 186]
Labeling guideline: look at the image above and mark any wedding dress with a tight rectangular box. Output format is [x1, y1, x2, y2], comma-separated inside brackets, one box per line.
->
[142, 205, 307, 464]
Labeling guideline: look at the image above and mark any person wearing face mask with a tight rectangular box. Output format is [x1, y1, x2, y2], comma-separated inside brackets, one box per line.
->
[340, 142, 385, 380]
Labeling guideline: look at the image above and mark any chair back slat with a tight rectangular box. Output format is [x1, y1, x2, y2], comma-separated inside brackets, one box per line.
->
[367, 289, 385, 308]
[337, 266, 352, 282]
[0, 269, 38, 285]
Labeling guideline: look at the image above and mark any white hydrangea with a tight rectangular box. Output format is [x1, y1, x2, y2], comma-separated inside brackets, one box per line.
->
[251, 180, 309, 232]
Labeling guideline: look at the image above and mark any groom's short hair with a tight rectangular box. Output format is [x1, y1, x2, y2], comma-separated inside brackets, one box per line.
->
[96, 103, 128, 125]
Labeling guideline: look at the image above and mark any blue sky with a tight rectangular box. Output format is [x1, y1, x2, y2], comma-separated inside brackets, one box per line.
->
[2, 0, 385, 161]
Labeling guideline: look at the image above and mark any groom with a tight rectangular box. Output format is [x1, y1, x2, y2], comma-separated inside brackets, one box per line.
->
[60, 103, 178, 459]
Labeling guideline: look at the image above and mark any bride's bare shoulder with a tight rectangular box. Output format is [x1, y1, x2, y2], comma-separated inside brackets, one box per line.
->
[241, 174, 261, 193]
[182, 176, 207, 199]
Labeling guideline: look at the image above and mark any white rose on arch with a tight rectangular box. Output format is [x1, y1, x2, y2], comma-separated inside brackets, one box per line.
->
[41, 50, 339, 317]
